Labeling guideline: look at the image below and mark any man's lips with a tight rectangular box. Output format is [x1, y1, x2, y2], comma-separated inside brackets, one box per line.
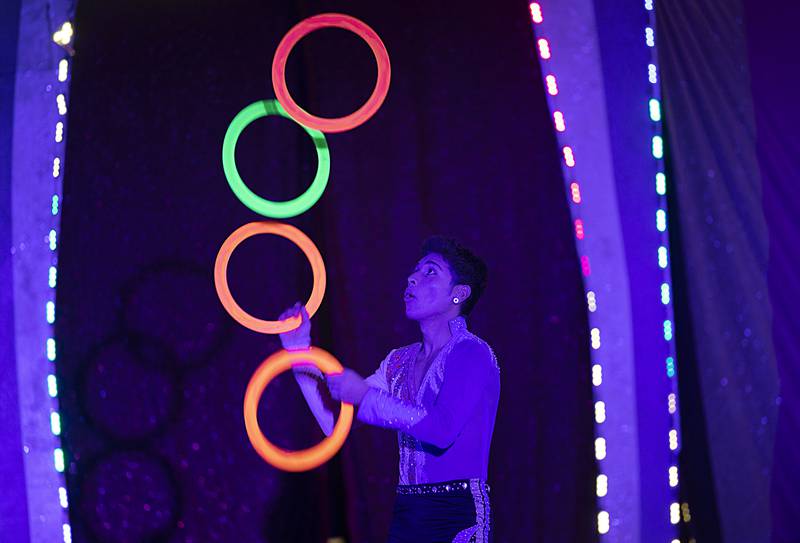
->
[404, 291, 415, 301]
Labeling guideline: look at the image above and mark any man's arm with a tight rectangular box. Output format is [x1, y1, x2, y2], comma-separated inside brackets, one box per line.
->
[294, 349, 395, 436]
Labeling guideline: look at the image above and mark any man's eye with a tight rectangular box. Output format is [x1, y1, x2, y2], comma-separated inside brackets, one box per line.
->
[426, 268, 436, 275]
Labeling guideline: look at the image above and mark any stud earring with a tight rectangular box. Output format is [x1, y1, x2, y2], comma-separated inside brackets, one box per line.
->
[453, 297, 460, 304]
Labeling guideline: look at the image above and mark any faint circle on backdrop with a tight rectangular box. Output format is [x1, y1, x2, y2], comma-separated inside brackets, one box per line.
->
[222, 99, 330, 218]
[214, 221, 326, 334]
[79, 336, 180, 443]
[272, 13, 391, 133]
[244, 347, 353, 472]
[120, 260, 232, 368]
[79, 450, 179, 543]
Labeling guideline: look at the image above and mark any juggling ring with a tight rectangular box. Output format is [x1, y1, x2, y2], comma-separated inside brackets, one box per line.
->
[214, 221, 326, 334]
[244, 347, 353, 472]
[272, 13, 391, 133]
[222, 99, 330, 219]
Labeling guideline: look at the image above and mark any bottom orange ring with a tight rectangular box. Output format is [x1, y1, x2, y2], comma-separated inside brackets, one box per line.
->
[243, 347, 353, 472]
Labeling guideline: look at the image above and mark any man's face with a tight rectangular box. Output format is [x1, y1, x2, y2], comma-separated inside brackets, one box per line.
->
[404, 253, 457, 321]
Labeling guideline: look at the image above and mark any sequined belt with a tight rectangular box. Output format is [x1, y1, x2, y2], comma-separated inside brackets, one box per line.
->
[396, 478, 491, 496]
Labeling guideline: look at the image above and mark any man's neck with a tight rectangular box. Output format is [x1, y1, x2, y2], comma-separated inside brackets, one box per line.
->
[418, 313, 459, 357]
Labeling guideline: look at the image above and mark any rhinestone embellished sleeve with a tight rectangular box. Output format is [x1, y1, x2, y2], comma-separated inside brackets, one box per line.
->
[357, 388, 428, 430]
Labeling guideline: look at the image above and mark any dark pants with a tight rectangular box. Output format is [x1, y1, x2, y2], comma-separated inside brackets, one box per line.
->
[387, 479, 492, 543]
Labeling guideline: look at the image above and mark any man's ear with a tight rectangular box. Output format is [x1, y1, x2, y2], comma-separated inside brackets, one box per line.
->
[455, 284, 472, 302]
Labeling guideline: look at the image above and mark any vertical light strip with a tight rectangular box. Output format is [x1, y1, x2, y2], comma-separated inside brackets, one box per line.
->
[527, 3, 610, 535]
[50, 20, 73, 540]
[642, 3, 683, 538]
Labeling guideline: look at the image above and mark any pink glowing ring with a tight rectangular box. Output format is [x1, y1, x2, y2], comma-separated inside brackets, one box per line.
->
[272, 13, 391, 133]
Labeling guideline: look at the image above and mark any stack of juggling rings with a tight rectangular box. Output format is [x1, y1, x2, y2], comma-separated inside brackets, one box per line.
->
[213, 14, 391, 472]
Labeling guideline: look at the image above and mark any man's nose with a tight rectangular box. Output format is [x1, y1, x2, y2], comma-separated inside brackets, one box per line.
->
[407, 276, 417, 287]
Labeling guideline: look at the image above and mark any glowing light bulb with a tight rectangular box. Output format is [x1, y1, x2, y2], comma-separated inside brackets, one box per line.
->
[47, 374, 58, 397]
[575, 219, 585, 240]
[598, 511, 610, 534]
[649, 98, 661, 121]
[656, 172, 666, 195]
[596, 474, 608, 497]
[54, 448, 65, 472]
[592, 364, 603, 386]
[59, 486, 68, 508]
[545, 74, 558, 95]
[591, 328, 601, 349]
[47, 338, 56, 361]
[55, 122, 64, 142]
[563, 146, 575, 166]
[58, 59, 69, 82]
[658, 246, 668, 268]
[52, 21, 74, 46]
[670, 502, 680, 524]
[656, 209, 667, 231]
[595, 401, 606, 423]
[669, 465, 678, 487]
[669, 429, 678, 450]
[595, 437, 607, 460]
[645, 27, 655, 47]
[537, 38, 551, 59]
[570, 182, 582, 203]
[529, 3, 543, 23]
[581, 255, 591, 276]
[50, 412, 61, 435]
[49, 266, 58, 288]
[56, 94, 67, 115]
[46, 301, 55, 324]
[661, 282, 671, 304]
[648, 63, 658, 83]
[586, 290, 596, 311]
[554, 110, 566, 132]
[681, 502, 692, 522]
[652, 135, 664, 159]
[666, 356, 675, 378]
[668, 393, 676, 414]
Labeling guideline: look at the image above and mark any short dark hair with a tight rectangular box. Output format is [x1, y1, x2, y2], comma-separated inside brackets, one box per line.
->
[420, 236, 488, 315]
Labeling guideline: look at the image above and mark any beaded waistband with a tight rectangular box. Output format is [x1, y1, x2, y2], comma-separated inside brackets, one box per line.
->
[396, 478, 490, 496]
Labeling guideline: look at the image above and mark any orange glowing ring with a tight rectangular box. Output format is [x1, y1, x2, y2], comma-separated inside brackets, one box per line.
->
[214, 221, 326, 334]
[244, 347, 353, 471]
[272, 13, 391, 133]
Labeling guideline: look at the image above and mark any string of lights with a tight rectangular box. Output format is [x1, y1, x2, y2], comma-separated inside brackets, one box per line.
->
[642, 1, 686, 537]
[49, 19, 74, 543]
[527, 3, 612, 535]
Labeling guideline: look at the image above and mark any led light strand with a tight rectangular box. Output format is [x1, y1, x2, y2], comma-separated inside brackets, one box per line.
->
[642, 3, 683, 538]
[527, 3, 610, 535]
[49, 20, 73, 542]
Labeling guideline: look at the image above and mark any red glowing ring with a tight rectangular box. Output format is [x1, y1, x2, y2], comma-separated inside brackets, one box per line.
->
[272, 13, 391, 133]
[214, 221, 326, 334]
[244, 347, 353, 472]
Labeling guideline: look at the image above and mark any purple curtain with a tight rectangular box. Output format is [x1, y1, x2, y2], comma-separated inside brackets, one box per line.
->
[659, 0, 798, 541]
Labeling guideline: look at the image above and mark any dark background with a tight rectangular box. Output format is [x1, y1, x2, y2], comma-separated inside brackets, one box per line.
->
[58, 1, 596, 541]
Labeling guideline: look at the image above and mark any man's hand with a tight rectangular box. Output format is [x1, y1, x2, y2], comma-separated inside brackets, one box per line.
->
[279, 301, 311, 352]
[327, 368, 370, 405]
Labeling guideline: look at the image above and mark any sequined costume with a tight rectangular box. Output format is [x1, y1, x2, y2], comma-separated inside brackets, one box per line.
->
[294, 316, 500, 542]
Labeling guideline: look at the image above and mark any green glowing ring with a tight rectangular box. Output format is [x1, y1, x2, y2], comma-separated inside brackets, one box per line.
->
[222, 99, 330, 219]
